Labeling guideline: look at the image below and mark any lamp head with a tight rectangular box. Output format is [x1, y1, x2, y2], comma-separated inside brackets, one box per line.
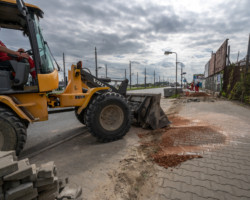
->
[164, 51, 172, 55]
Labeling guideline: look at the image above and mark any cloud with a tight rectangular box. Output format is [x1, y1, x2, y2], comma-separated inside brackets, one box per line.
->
[1, 0, 249, 83]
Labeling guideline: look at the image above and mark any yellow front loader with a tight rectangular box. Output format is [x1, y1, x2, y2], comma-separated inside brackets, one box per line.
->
[0, 0, 170, 155]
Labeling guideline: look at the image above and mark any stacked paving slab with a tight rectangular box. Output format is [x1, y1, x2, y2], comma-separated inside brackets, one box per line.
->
[0, 151, 82, 200]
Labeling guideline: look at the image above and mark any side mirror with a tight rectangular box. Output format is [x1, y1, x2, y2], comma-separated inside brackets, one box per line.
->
[16, 0, 28, 17]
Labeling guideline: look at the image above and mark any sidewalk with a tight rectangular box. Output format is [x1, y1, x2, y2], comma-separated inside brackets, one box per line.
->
[154, 99, 250, 200]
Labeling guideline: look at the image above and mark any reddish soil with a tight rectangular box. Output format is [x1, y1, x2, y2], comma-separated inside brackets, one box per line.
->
[139, 115, 226, 169]
[152, 154, 202, 168]
[188, 92, 209, 97]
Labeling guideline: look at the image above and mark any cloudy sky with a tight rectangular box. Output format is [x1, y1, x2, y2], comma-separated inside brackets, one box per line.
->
[1, 0, 250, 83]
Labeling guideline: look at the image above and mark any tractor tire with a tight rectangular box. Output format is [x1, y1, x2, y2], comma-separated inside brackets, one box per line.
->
[74, 107, 85, 125]
[86, 92, 131, 142]
[0, 107, 27, 155]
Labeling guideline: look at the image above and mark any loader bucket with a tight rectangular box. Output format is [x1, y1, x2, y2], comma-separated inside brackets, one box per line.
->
[127, 93, 171, 129]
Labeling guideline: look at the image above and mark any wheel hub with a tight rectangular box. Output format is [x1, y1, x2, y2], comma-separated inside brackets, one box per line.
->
[99, 105, 124, 131]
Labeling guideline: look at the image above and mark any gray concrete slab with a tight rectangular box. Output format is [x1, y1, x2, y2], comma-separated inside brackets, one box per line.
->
[35, 177, 54, 188]
[18, 188, 38, 200]
[4, 159, 32, 181]
[0, 151, 16, 160]
[5, 182, 33, 200]
[37, 161, 56, 179]
[0, 160, 18, 178]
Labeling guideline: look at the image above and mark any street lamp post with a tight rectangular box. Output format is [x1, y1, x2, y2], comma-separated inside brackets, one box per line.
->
[164, 51, 178, 96]
[181, 66, 183, 88]
[105, 64, 107, 78]
[129, 61, 131, 89]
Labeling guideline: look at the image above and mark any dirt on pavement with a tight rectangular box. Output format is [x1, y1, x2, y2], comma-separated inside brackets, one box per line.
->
[94, 146, 156, 200]
[94, 97, 227, 199]
[187, 92, 209, 97]
[28, 94, 232, 200]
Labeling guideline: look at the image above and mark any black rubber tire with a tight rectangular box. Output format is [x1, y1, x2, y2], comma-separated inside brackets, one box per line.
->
[86, 92, 131, 142]
[0, 107, 27, 155]
[74, 107, 86, 125]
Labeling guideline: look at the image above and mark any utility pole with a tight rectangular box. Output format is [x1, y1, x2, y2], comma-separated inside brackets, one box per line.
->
[175, 53, 178, 96]
[137, 72, 138, 86]
[181, 66, 183, 88]
[95, 47, 98, 77]
[144, 68, 146, 88]
[227, 45, 231, 65]
[246, 34, 250, 72]
[129, 61, 132, 89]
[63, 52, 66, 87]
[105, 64, 107, 78]
[159, 76, 160, 84]
[237, 51, 240, 63]
[125, 69, 127, 79]
[154, 70, 155, 86]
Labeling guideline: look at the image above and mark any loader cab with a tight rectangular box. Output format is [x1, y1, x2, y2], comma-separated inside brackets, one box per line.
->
[0, 0, 58, 94]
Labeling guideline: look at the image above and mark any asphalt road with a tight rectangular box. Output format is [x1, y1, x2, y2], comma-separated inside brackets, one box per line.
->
[20, 110, 87, 158]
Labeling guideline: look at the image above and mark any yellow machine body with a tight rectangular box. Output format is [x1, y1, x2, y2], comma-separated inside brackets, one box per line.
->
[0, 64, 109, 123]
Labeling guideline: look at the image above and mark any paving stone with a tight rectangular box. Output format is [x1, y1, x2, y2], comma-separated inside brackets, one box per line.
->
[181, 169, 200, 178]
[0, 155, 15, 164]
[171, 188, 193, 200]
[4, 159, 33, 181]
[191, 177, 211, 190]
[5, 182, 33, 200]
[231, 186, 250, 198]
[225, 171, 250, 183]
[156, 185, 173, 197]
[181, 182, 203, 197]
[163, 179, 182, 191]
[201, 187, 217, 199]
[0, 151, 16, 160]
[0, 159, 18, 178]
[35, 177, 54, 187]
[210, 182, 233, 194]
[37, 177, 58, 192]
[37, 161, 56, 179]
[199, 173, 220, 183]
[218, 176, 249, 190]
[18, 188, 38, 200]
[206, 168, 227, 178]
[158, 171, 174, 180]
[38, 193, 56, 200]
[4, 180, 20, 190]
[28, 164, 38, 182]
[174, 174, 191, 184]
[38, 186, 58, 200]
